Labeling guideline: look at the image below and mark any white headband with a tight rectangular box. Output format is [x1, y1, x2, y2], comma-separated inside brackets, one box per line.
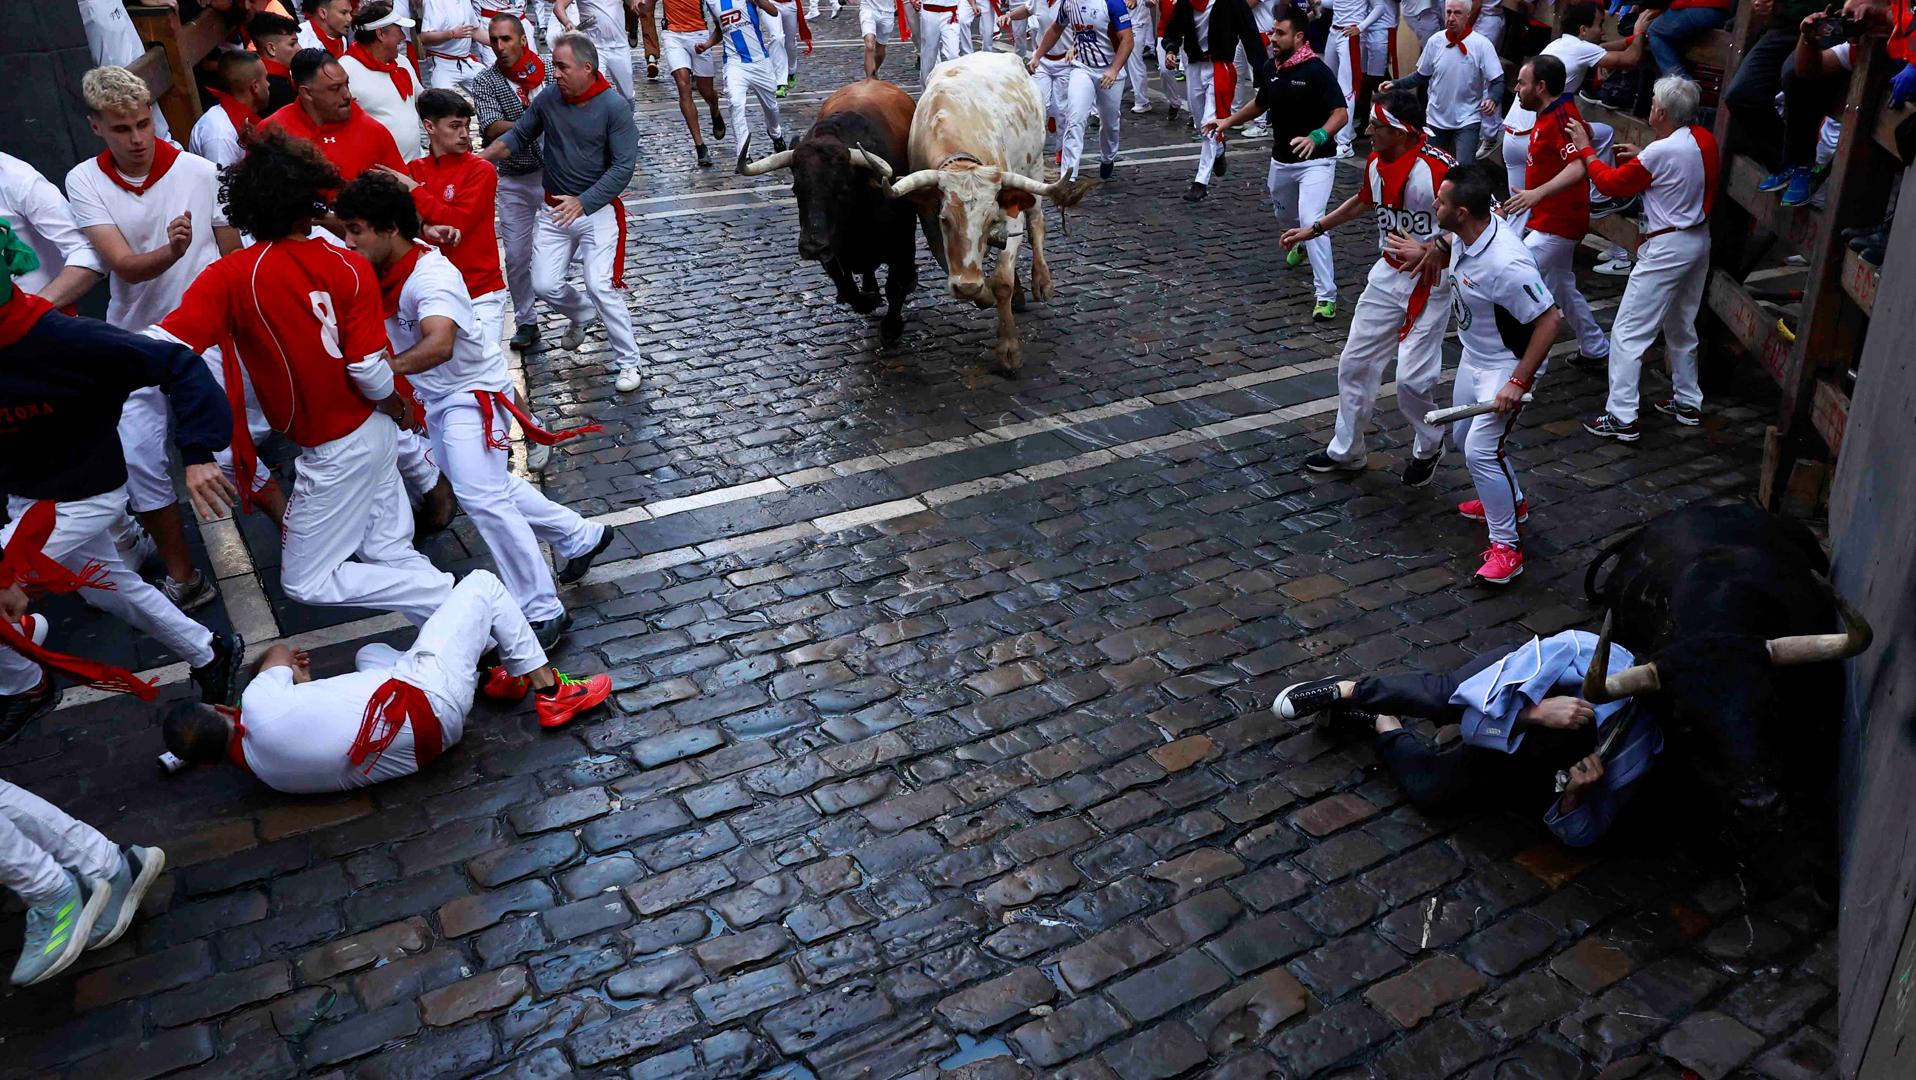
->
[357, 9, 416, 31]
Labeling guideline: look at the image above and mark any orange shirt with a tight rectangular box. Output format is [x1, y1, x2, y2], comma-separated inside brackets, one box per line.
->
[662, 0, 707, 33]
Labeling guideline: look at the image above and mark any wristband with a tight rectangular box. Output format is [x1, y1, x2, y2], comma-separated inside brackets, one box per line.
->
[1309, 128, 1328, 146]
[1507, 375, 1533, 391]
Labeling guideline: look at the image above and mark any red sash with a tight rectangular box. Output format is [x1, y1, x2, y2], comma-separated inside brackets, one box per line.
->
[797, 3, 813, 53]
[0, 502, 159, 699]
[348, 678, 444, 775]
[474, 389, 603, 450]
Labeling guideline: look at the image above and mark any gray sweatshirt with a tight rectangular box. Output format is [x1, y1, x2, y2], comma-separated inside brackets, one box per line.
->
[500, 85, 637, 216]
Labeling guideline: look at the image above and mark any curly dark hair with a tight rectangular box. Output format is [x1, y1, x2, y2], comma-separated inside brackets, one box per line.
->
[333, 171, 419, 240]
[220, 131, 339, 241]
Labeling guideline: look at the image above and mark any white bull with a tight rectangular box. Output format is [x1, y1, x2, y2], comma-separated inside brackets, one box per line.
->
[891, 52, 1090, 373]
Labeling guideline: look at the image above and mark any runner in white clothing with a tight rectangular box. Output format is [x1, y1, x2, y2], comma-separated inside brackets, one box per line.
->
[189, 52, 274, 169]
[699, 0, 789, 164]
[335, 174, 614, 643]
[1031, 0, 1136, 181]
[419, 0, 490, 88]
[76, 0, 171, 140]
[1382, 0, 1499, 163]
[0, 154, 104, 310]
[1007, 0, 1071, 150]
[556, 0, 642, 99]
[342, 2, 428, 160]
[914, 0, 979, 85]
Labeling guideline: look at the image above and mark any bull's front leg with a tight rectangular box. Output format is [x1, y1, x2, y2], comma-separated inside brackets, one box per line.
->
[1029, 206, 1053, 302]
[881, 245, 917, 346]
[824, 257, 878, 313]
[992, 218, 1024, 374]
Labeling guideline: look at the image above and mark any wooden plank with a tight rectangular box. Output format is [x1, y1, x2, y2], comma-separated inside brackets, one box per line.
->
[1811, 378, 1850, 457]
[1878, 102, 1912, 163]
[1589, 212, 1641, 253]
[1725, 153, 1824, 254]
[1575, 98, 1656, 152]
[1841, 247, 1880, 316]
[1706, 268, 1795, 386]
[126, 45, 175, 99]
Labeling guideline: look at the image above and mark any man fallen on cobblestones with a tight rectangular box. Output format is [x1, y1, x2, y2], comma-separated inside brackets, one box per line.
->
[1275, 628, 1664, 846]
[161, 571, 614, 793]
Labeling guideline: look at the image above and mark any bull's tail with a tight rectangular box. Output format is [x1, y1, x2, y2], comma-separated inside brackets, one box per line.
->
[1583, 528, 1641, 606]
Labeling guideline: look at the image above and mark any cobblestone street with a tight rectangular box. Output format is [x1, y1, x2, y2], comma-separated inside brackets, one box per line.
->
[0, 17, 1840, 1080]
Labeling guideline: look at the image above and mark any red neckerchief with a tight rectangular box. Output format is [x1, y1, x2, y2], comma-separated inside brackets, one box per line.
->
[1276, 41, 1318, 70]
[0, 290, 53, 348]
[1444, 27, 1470, 52]
[220, 705, 251, 771]
[1372, 135, 1428, 211]
[377, 242, 428, 319]
[348, 42, 415, 99]
[209, 88, 260, 135]
[263, 56, 292, 79]
[562, 73, 613, 105]
[502, 49, 546, 104]
[95, 140, 182, 197]
[309, 17, 348, 56]
[474, 388, 602, 450]
[0, 501, 159, 699]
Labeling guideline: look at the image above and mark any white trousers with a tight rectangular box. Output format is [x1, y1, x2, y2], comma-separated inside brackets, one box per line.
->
[1326, 260, 1450, 464]
[1605, 228, 1709, 424]
[1186, 62, 1235, 185]
[354, 570, 549, 743]
[778, 2, 803, 81]
[1326, 27, 1363, 150]
[1450, 356, 1526, 547]
[116, 387, 175, 515]
[0, 491, 215, 686]
[425, 391, 605, 622]
[1522, 230, 1608, 359]
[1473, 10, 1504, 139]
[498, 172, 544, 328]
[602, 38, 637, 100]
[917, 7, 964, 85]
[958, 3, 993, 54]
[427, 54, 484, 89]
[279, 414, 455, 624]
[1405, 7, 1441, 46]
[532, 200, 642, 369]
[201, 347, 274, 497]
[1267, 159, 1337, 302]
[0, 782, 121, 907]
[1123, 2, 1153, 102]
[1061, 67, 1122, 180]
[724, 60, 786, 160]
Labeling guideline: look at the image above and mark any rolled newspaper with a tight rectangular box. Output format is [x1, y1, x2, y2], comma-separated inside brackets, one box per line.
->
[1425, 394, 1535, 425]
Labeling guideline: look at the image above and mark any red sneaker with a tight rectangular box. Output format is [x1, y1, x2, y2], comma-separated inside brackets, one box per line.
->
[535, 672, 613, 729]
[481, 666, 531, 702]
[1457, 497, 1530, 524]
[1474, 543, 1524, 586]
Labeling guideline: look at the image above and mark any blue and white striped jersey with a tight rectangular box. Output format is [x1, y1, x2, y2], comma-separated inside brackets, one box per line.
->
[704, 0, 779, 64]
[1061, 0, 1131, 71]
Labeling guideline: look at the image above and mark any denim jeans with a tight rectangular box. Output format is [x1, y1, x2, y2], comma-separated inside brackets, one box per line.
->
[1723, 28, 1806, 172]
[1647, 6, 1731, 78]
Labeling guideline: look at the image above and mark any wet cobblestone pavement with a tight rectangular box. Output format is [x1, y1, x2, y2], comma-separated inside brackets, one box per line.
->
[0, 18, 1840, 1080]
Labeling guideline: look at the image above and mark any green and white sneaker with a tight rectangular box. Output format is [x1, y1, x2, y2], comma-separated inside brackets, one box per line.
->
[1286, 244, 1306, 268]
[87, 845, 166, 952]
[1311, 300, 1337, 322]
[10, 871, 106, 986]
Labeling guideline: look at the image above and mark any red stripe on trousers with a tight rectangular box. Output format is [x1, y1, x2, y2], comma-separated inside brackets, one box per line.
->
[609, 197, 628, 290]
[1212, 61, 1236, 121]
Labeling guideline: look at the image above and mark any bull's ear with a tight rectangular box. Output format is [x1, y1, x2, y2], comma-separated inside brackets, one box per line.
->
[997, 189, 1037, 214]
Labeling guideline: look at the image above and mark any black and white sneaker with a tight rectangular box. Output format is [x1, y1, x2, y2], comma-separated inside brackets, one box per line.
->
[1582, 412, 1642, 442]
[531, 610, 573, 651]
[696, 143, 713, 168]
[1183, 181, 1208, 202]
[1213, 143, 1226, 176]
[1099, 160, 1115, 180]
[190, 631, 244, 706]
[1302, 449, 1363, 474]
[712, 113, 727, 140]
[1401, 447, 1443, 487]
[557, 526, 616, 585]
[1654, 399, 1702, 426]
[1590, 194, 1641, 220]
[1274, 677, 1345, 720]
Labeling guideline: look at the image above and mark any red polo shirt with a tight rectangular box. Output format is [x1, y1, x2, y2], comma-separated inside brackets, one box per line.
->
[262, 101, 406, 186]
[406, 151, 507, 299]
[1523, 95, 1591, 241]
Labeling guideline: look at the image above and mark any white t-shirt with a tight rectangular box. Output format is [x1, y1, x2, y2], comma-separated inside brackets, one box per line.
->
[341, 52, 426, 161]
[64, 149, 229, 331]
[1629, 126, 1713, 235]
[390, 247, 512, 399]
[421, 0, 481, 60]
[571, 0, 632, 45]
[188, 106, 245, 169]
[1545, 35, 1608, 95]
[1449, 213, 1555, 365]
[1414, 30, 1500, 131]
[0, 152, 104, 298]
[237, 665, 447, 793]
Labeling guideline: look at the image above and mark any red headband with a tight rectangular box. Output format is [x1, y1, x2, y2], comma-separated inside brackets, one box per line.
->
[1373, 103, 1415, 133]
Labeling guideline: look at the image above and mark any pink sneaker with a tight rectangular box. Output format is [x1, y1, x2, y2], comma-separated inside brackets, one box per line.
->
[1474, 543, 1524, 585]
[1457, 498, 1530, 524]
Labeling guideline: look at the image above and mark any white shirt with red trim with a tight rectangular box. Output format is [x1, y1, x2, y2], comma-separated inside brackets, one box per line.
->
[1586, 125, 1716, 236]
[189, 105, 245, 168]
[390, 247, 512, 400]
[0, 152, 105, 299]
[341, 52, 426, 162]
[237, 665, 443, 793]
[64, 150, 228, 331]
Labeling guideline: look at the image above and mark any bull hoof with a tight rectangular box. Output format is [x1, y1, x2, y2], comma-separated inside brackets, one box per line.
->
[880, 313, 904, 345]
[1031, 272, 1054, 302]
[849, 291, 883, 314]
[994, 343, 1022, 376]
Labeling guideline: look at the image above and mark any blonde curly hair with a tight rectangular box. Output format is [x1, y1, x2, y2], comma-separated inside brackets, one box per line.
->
[81, 66, 152, 116]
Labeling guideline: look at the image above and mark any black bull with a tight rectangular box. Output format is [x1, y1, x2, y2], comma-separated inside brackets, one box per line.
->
[738, 80, 920, 345]
[1582, 502, 1871, 833]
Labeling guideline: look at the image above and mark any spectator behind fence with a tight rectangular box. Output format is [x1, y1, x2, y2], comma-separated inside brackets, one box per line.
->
[1753, 8, 1865, 206]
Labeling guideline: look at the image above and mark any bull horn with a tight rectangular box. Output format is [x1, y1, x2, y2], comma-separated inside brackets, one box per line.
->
[849, 145, 894, 183]
[891, 169, 943, 197]
[998, 171, 1059, 197]
[1766, 575, 1874, 664]
[739, 149, 794, 176]
[1582, 610, 1662, 704]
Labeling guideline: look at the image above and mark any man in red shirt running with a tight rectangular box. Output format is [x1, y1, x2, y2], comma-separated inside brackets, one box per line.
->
[152, 132, 457, 626]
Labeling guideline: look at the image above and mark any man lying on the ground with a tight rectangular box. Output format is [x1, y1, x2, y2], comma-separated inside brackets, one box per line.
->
[161, 570, 612, 793]
[1274, 629, 1663, 846]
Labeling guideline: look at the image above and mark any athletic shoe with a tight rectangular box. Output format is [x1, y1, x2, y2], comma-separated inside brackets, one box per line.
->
[1589, 194, 1640, 219]
[190, 631, 244, 706]
[1583, 412, 1642, 442]
[1334, 144, 1354, 160]
[1401, 447, 1443, 487]
[0, 668, 59, 745]
[558, 322, 588, 352]
[483, 666, 532, 701]
[1569, 352, 1608, 372]
[615, 367, 643, 393]
[696, 144, 713, 168]
[1311, 300, 1336, 321]
[1274, 677, 1344, 720]
[1458, 497, 1528, 524]
[1213, 144, 1227, 176]
[531, 610, 573, 652]
[713, 113, 727, 139]
[1130, 102, 1152, 114]
[1858, 240, 1886, 266]
[1577, 86, 1604, 106]
[1286, 244, 1306, 268]
[1183, 181, 1208, 202]
[558, 525, 616, 585]
[535, 672, 614, 728]
[527, 439, 553, 474]
[1099, 160, 1115, 180]
[1474, 542, 1523, 586]
[86, 845, 165, 951]
[510, 322, 539, 350]
[647, 56, 660, 79]
[9, 871, 105, 987]
[771, 135, 788, 153]
[1593, 254, 1634, 276]
[1757, 168, 1794, 193]
[1476, 138, 1500, 160]
[120, 528, 159, 575]
[1174, 69, 1186, 82]
[1846, 223, 1891, 251]
[1781, 167, 1819, 207]
[1302, 449, 1363, 473]
[776, 83, 790, 98]
[1654, 399, 1702, 426]
[161, 571, 215, 613]
[1166, 104, 1180, 123]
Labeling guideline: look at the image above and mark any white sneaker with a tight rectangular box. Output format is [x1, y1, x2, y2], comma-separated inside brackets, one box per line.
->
[559, 322, 588, 352]
[527, 440, 554, 473]
[118, 528, 159, 575]
[1130, 102, 1152, 114]
[614, 367, 643, 393]
[1593, 255, 1634, 276]
[1334, 144, 1354, 160]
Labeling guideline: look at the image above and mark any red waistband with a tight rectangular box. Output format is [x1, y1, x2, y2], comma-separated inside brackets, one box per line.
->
[1638, 221, 1704, 240]
[1044, 50, 1067, 59]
